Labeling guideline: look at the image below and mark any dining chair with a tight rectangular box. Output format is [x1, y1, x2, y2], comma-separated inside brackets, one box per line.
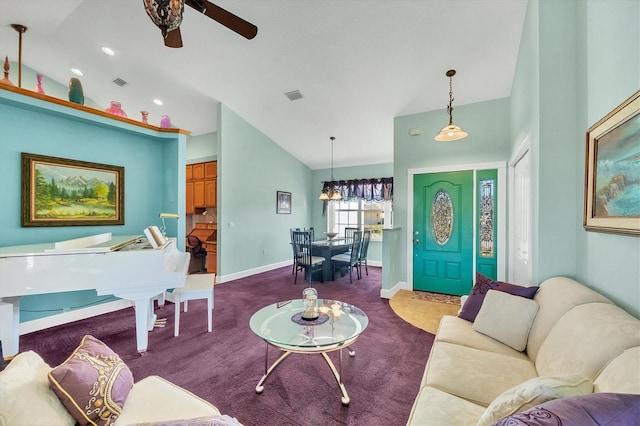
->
[290, 228, 301, 275]
[344, 227, 358, 243]
[359, 229, 371, 276]
[331, 230, 362, 283]
[292, 230, 324, 286]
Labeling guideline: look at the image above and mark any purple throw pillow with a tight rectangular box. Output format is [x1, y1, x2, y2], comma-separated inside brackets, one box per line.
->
[48, 335, 134, 426]
[458, 274, 539, 322]
[492, 393, 640, 426]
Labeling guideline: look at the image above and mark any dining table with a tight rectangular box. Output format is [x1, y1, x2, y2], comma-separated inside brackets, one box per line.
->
[311, 238, 352, 282]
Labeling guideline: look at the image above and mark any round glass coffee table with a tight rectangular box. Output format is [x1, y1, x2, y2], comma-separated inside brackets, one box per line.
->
[249, 298, 368, 406]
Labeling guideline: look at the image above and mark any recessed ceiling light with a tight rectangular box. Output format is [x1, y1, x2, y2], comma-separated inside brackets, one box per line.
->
[71, 68, 83, 76]
[101, 46, 115, 56]
[153, 99, 163, 106]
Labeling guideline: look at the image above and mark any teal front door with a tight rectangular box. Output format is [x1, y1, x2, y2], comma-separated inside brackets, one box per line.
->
[413, 171, 473, 295]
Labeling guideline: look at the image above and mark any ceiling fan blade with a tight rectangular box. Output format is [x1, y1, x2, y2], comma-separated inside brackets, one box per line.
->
[164, 28, 183, 48]
[186, 0, 258, 40]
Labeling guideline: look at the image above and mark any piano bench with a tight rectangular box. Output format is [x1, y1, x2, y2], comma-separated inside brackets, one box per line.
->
[168, 273, 215, 337]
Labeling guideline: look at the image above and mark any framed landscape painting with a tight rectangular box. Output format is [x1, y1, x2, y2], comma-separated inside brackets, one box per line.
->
[584, 90, 640, 236]
[22, 153, 124, 227]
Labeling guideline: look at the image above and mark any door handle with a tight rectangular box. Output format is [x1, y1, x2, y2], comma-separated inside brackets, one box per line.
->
[414, 239, 420, 244]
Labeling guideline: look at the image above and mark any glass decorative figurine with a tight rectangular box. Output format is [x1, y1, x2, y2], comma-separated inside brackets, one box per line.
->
[301, 287, 319, 320]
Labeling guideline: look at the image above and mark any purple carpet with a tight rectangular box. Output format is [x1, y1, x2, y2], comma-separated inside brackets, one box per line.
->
[19, 266, 434, 426]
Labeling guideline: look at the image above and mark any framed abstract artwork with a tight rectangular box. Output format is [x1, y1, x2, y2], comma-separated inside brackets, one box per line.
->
[277, 191, 291, 214]
[583, 90, 640, 236]
[22, 153, 125, 227]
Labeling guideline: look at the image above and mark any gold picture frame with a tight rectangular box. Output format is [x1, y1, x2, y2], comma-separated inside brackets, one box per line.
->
[22, 153, 125, 227]
[584, 90, 640, 236]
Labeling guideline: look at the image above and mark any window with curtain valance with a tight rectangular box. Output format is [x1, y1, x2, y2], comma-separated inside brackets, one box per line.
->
[321, 177, 393, 202]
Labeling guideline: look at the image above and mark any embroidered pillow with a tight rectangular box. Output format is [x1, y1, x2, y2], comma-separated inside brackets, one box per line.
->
[458, 274, 538, 322]
[48, 335, 134, 426]
[492, 392, 640, 426]
[477, 374, 593, 426]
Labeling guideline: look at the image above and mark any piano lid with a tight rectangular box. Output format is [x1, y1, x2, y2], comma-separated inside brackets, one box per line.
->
[0, 233, 143, 257]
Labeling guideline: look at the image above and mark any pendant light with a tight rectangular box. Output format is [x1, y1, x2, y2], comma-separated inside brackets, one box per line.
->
[319, 136, 342, 201]
[434, 69, 468, 142]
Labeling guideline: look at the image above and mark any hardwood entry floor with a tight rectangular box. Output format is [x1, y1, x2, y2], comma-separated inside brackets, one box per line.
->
[389, 290, 461, 334]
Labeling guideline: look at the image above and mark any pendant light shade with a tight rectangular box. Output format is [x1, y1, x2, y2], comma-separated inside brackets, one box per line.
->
[319, 136, 342, 201]
[434, 69, 468, 142]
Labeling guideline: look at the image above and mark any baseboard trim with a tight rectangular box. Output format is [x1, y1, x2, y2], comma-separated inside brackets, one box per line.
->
[217, 260, 290, 283]
[19, 299, 132, 336]
[380, 280, 409, 299]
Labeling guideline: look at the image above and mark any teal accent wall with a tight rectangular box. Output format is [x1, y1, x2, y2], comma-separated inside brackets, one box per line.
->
[392, 97, 512, 291]
[510, 0, 639, 317]
[217, 104, 313, 276]
[0, 87, 186, 321]
[310, 163, 393, 263]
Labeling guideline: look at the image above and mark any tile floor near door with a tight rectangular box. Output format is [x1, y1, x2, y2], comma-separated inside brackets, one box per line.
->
[389, 290, 461, 334]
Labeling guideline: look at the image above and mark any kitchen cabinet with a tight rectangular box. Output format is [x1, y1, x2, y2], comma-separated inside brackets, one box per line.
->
[189, 223, 217, 274]
[186, 161, 217, 210]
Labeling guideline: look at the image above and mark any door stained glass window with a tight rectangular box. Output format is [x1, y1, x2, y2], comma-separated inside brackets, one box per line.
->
[479, 179, 494, 257]
[431, 189, 453, 246]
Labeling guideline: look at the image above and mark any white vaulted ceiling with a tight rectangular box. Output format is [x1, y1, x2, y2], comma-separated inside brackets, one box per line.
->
[0, 0, 527, 169]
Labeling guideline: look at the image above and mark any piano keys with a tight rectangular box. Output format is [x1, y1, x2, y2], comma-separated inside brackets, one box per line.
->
[0, 232, 190, 357]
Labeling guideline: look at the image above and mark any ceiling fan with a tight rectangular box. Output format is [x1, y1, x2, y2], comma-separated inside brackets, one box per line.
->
[143, 0, 258, 48]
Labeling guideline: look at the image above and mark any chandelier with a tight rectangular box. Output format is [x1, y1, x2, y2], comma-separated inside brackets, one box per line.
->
[143, 0, 184, 38]
[319, 136, 342, 201]
[434, 69, 468, 142]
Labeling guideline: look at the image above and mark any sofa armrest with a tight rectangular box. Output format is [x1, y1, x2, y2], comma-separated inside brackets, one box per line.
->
[115, 376, 220, 425]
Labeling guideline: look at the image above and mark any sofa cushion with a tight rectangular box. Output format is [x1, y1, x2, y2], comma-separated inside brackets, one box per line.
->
[407, 386, 485, 426]
[492, 392, 640, 426]
[594, 347, 640, 394]
[423, 342, 538, 406]
[477, 374, 593, 426]
[48, 335, 134, 426]
[115, 376, 220, 425]
[457, 276, 538, 322]
[535, 303, 640, 381]
[526, 277, 614, 363]
[473, 290, 539, 351]
[435, 315, 530, 360]
[0, 351, 75, 426]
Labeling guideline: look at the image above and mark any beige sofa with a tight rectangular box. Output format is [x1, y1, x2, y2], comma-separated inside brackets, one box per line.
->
[0, 350, 238, 426]
[407, 277, 640, 425]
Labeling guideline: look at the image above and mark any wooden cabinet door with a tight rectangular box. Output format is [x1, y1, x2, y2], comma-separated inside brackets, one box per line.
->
[194, 181, 205, 206]
[192, 163, 205, 180]
[186, 164, 193, 181]
[205, 179, 216, 207]
[204, 161, 217, 179]
[186, 181, 194, 214]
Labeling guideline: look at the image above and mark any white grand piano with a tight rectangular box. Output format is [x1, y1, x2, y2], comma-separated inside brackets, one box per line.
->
[0, 232, 190, 357]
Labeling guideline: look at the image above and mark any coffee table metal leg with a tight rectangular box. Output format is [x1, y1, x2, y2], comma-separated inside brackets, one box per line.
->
[256, 343, 292, 394]
[321, 348, 350, 406]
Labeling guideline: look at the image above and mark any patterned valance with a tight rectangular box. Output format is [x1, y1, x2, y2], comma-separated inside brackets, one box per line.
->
[321, 177, 393, 202]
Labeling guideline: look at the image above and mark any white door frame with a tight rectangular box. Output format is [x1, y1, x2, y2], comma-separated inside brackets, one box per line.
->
[407, 161, 507, 291]
[508, 132, 533, 284]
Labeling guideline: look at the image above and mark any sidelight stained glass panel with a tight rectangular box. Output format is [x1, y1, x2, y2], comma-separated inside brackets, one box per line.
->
[479, 179, 494, 257]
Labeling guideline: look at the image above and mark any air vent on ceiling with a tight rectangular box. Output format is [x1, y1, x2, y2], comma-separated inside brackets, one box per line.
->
[285, 90, 303, 101]
[112, 77, 128, 87]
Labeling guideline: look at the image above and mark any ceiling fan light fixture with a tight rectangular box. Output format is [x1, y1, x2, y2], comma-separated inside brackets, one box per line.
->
[143, 0, 184, 38]
[434, 69, 468, 142]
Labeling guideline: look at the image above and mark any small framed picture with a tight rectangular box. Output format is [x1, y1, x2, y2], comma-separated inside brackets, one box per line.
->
[277, 191, 291, 214]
